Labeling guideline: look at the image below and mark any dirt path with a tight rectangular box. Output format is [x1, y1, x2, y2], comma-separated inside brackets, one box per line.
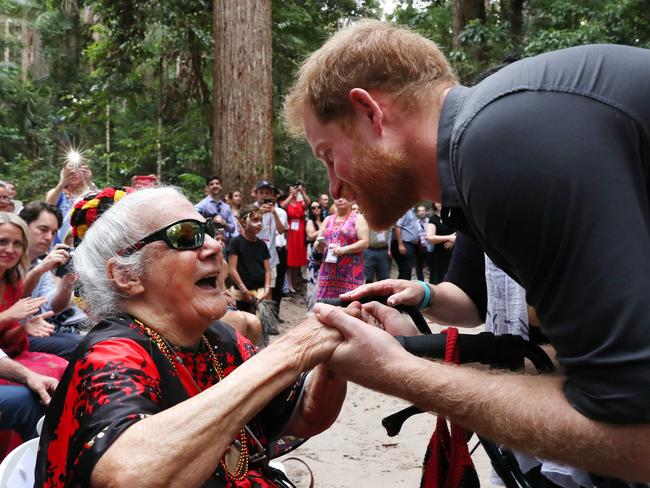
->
[272, 292, 498, 488]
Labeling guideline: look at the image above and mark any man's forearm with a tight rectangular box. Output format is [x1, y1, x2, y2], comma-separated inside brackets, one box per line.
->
[273, 212, 285, 234]
[392, 358, 650, 481]
[424, 282, 482, 327]
[51, 278, 74, 314]
[0, 357, 31, 384]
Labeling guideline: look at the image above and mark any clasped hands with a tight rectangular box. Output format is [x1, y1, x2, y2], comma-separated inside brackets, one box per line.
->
[304, 279, 425, 386]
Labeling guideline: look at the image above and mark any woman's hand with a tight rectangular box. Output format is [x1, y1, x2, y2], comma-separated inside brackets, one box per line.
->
[340, 279, 425, 308]
[80, 163, 96, 188]
[24, 311, 55, 337]
[0, 296, 47, 323]
[443, 233, 456, 250]
[274, 314, 344, 372]
[59, 164, 76, 187]
[360, 301, 421, 337]
[332, 245, 348, 257]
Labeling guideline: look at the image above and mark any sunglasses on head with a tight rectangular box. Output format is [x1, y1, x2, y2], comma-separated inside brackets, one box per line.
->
[117, 219, 216, 257]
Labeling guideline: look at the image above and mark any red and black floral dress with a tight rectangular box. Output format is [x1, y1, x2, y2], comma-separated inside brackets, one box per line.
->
[34, 316, 305, 488]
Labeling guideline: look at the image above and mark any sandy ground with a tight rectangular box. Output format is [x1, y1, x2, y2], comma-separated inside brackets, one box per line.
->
[271, 288, 498, 488]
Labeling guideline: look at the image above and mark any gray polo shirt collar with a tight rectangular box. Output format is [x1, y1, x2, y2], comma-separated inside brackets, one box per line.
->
[436, 84, 471, 209]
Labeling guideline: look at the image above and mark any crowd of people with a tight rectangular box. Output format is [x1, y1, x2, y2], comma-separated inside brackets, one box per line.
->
[0, 17, 648, 488]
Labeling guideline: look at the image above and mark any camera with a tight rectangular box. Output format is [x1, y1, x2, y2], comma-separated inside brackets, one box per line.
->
[263, 198, 273, 205]
[294, 180, 304, 188]
[55, 250, 75, 278]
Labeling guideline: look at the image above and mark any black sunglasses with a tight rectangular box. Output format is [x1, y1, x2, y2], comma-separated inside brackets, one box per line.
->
[117, 219, 216, 257]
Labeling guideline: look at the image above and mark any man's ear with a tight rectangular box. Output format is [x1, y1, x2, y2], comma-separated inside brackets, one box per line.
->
[106, 258, 145, 297]
[348, 88, 384, 136]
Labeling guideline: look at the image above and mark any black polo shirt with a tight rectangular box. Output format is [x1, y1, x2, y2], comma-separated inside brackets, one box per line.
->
[437, 44, 650, 423]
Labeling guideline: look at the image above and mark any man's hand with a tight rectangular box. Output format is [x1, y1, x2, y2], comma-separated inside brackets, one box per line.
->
[36, 245, 71, 274]
[313, 303, 410, 387]
[25, 371, 58, 405]
[0, 296, 47, 323]
[340, 279, 425, 308]
[398, 243, 407, 255]
[212, 215, 226, 226]
[259, 203, 274, 214]
[24, 311, 55, 337]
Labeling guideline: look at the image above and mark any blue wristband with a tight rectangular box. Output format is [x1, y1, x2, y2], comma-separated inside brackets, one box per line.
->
[416, 280, 431, 310]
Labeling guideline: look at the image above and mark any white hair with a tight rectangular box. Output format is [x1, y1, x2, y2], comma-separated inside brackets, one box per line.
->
[74, 186, 186, 320]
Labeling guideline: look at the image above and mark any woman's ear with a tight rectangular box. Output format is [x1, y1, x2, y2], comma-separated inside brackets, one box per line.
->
[106, 258, 145, 297]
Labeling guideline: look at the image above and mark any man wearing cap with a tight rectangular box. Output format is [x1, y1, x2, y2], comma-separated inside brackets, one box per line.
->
[253, 181, 286, 299]
[195, 175, 238, 250]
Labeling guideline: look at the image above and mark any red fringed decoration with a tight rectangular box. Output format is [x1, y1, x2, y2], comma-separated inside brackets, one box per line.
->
[420, 328, 480, 488]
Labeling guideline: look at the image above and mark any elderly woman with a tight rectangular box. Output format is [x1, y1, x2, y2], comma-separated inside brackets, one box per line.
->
[35, 187, 346, 488]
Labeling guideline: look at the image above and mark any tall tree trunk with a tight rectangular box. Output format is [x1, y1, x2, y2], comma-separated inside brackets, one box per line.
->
[105, 103, 111, 183]
[453, 0, 487, 68]
[66, 0, 80, 74]
[453, 0, 486, 49]
[213, 0, 273, 200]
[4, 19, 10, 64]
[509, 0, 525, 49]
[157, 56, 164, 179]
[20, 18, 30, 80]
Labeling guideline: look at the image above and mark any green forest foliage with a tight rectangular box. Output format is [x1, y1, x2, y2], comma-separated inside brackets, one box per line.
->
[1, 0, 649, 202]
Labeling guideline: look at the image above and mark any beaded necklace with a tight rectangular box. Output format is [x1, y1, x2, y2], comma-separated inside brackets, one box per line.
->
[134, 319, 249, 480]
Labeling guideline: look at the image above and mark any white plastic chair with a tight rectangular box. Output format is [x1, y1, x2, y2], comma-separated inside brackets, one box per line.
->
[0, 437, 39, 487]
